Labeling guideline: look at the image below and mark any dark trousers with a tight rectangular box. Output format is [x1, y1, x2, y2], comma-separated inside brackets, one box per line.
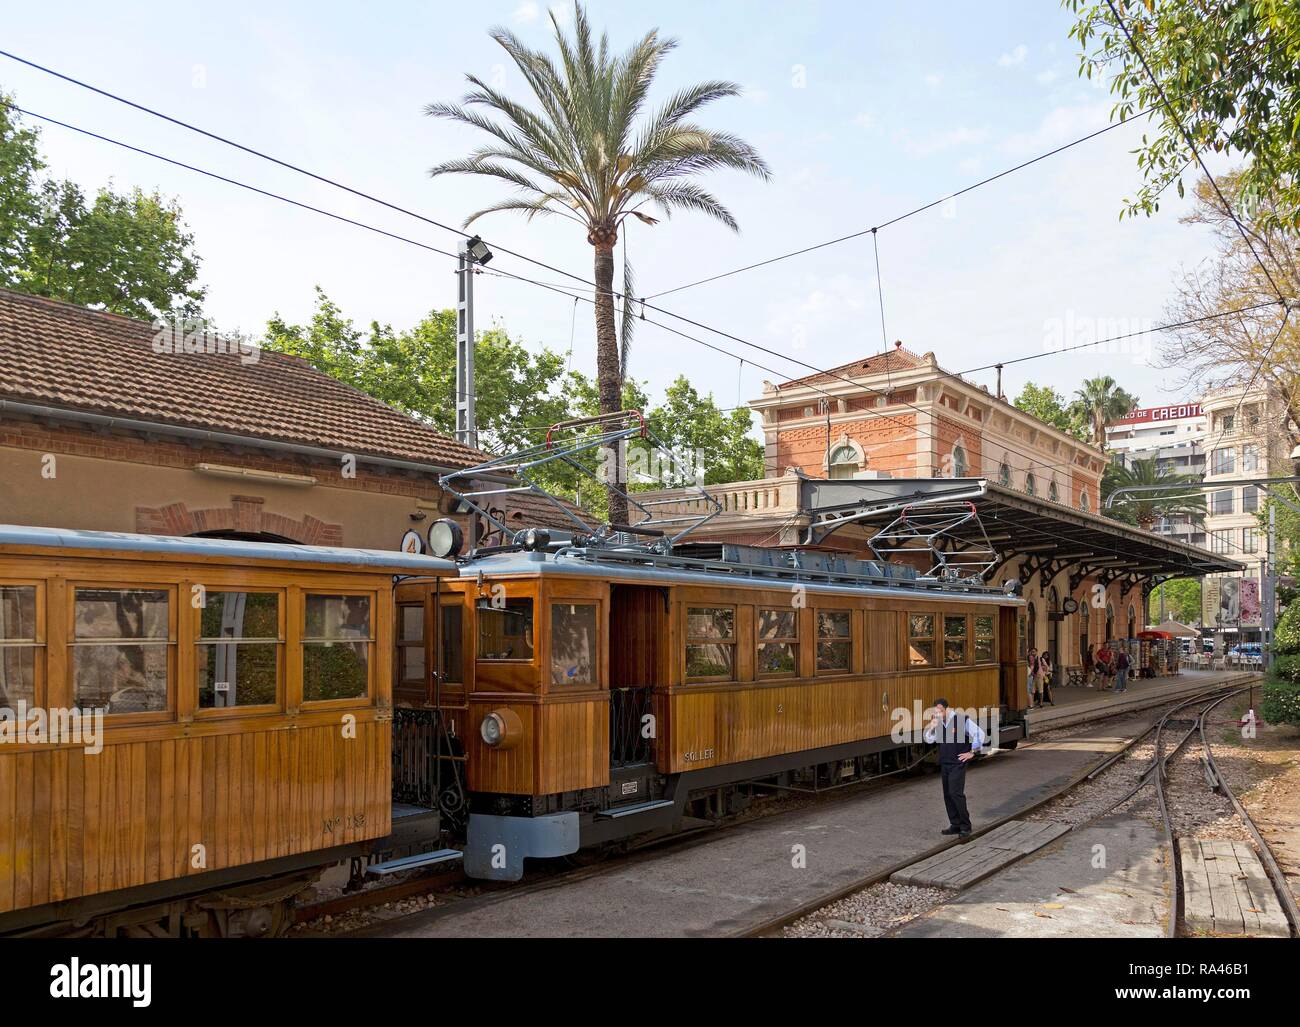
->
[941, 762, 971, 832]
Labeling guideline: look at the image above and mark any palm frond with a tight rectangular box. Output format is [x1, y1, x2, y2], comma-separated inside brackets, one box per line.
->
[643, 182, 739, 231]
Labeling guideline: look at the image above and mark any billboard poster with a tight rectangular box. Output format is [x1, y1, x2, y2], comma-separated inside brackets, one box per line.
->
[1240, 578, 1261, 627]
[1219, 577, 1241, 627]
[1202, 577, 1222, 628]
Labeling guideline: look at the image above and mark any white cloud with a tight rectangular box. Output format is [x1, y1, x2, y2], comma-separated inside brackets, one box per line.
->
[905, 125, 990, 156]
[998, 44, 1029, 68]
[742, 85, 770, 104]
[924, 72, 943, 89]
[511, 1, 539, 23]
[852, 111, 875, 130]
[1035, 69, 1059, 86]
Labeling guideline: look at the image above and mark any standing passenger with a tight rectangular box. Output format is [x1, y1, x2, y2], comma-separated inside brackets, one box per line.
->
[1026, 647, 1040, 707]
[1038, 651, 1055, 706]
[1114, 647, 1131, 693]
[924, 698, 985, 839]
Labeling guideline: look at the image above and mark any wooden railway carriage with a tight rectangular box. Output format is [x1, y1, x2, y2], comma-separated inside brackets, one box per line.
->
[0, 525, 457, 936]
[2, 520, 1027, 931]
[395, 543, 1028, 882]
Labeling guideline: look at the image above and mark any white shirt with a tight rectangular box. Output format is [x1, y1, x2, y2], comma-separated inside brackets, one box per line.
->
[923, 711, 986, 753]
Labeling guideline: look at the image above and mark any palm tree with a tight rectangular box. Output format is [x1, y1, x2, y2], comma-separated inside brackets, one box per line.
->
[1103, 457, 1206, 532]
[1072, 376, 1138, 449]
[425, 2, 769, 526]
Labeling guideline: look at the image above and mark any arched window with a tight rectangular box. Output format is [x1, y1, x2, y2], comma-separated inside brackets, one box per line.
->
[1079, 489, 1091, 512]
[999, 462, 1011, 487]
[1127, 604, 1136, 638]
[952, 445, 968, 478]
[1048, 480, 1059, 503]
[828, 444, 859, 480]
[1105, 602, 1115, 641]
[1025, 473, 1037, 497]
[1027, 601, 1036, 651]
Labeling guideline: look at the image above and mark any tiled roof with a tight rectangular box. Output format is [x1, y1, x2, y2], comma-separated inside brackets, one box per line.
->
[777, 344, 927, 390]
[0, 287, 488, 469]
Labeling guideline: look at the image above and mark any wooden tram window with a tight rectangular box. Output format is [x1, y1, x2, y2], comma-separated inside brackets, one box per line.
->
[908, 614, 936, 667]
[440, 602, 465, 682]
[397, 603, 426, 689]
[756, 608, 799, 676]
[685, 606, 736, 681]
[943, 615, 969, 665]
[477, 598, 534, 661]
[550, 603, 597, 686]
[302, 594, 373, 702]
[196, 591, 282, 710]
[0, 584, 41, 710]
[974, 615, 996, 663]
[1018, 614, 1028, 661]
[72, 587, 172, 714]
[815, 610, 851, 673]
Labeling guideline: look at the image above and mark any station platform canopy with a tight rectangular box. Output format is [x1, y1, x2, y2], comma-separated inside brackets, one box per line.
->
[797, 476, 1241, 583]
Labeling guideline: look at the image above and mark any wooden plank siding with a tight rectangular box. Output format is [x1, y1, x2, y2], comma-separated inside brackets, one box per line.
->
[0, 546, 414, 919]
[432, 570, 1020, 797]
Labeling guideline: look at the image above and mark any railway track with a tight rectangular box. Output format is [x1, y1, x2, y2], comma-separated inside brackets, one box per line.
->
[760, 686, 1298, 939]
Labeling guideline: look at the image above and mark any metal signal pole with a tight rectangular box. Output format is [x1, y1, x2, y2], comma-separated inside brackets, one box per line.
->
[455, 236, 494, 452]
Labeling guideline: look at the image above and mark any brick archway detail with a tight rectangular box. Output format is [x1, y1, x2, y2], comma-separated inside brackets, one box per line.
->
[135, 494, 343, 546]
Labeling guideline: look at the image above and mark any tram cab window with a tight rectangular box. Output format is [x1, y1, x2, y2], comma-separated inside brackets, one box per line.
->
[440, 602, 465, 683]
[302, 594, 372, 702]
[816, 610, 851, 672]
[908, 614, 935, 667]
[478, 598, 534, 661]
[550, 603, 597, 686]
[0, 584, 39, 710]
[73, 587, 171, 714]
[685, 606, 735, 680]
[757, 608, 799, 676]
[974, 615, 996, 663]
[397, 603, 426, 693]
[943, 615, 968, 665]
[196, 591, 281, 709]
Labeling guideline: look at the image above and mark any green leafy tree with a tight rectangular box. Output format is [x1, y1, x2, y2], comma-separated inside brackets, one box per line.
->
[263, 288, 573, 455]
[1067, 0, 1300, 229]
[1148, 577, 1202, 625]
[0, 91, 204, 318]
[424, 1, 770, 524]
[645, 377, 763, 486]
[1073, 375, 1138, 449]
[0, 93, 43, 288]
[1012, 382, 1089, 440]
[1103, 456, 1206, 530]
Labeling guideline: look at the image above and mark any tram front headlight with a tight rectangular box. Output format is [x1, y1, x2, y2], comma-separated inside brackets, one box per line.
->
[479, 708, 522, 749]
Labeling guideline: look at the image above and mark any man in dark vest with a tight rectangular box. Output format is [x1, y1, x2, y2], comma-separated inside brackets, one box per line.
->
[923, 698, 986, 838]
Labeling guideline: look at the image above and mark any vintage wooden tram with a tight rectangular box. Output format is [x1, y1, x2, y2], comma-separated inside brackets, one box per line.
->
[0, 405, 1031, 933]
[0, 524, 458, 936]
[394, 540, 1028, 881]
[1, 520, 1026, 933]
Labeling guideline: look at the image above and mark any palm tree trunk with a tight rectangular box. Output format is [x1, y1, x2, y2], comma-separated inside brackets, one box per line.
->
[593, 241, 629, 527]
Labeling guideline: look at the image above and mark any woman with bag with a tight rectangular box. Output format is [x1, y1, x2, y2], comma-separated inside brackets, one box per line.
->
[1026, 648, 1041, 708]
[1038, 651, 1055, 706]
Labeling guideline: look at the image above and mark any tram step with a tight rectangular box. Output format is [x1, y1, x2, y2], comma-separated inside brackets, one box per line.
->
[595, 798, 675, 820]
[366, 848, 463, 876]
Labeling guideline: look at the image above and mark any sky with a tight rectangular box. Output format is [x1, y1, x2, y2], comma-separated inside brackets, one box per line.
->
[1, 0, 1232, 428]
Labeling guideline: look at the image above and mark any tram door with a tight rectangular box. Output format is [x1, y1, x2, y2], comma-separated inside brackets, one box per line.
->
[608, 584, 667, 768]
[998, 605, 1027, 712]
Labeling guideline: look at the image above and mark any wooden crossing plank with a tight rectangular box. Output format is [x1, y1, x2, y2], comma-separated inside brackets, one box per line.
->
[891, 819, 1071, 890]
[1179, 837, 1289, 937]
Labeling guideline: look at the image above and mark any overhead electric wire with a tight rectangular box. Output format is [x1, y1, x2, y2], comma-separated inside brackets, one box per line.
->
[0, 46, 600, 293]
[1, 93, 1278, 495]
[640, 32, 1295, 302]
[6, 45, 1287, 482]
